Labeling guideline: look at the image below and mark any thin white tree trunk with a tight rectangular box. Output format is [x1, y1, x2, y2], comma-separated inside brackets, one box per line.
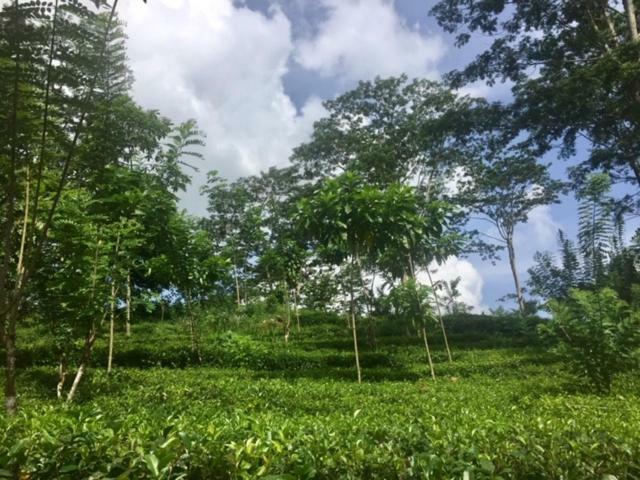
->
[294, 282, 301, 333]
[125, 271, 131, 336]
[426, 268, 452, 363]
[234, 265, 241, 307]
[507, 237, 525, 314]
[351, 255, 362, 384]
[284, 285, 291, 343]
[67, 329, 97, 403]
[107, 282, 117, 373]
[56, 355, 67, 400]
[422, 327, 436, 380]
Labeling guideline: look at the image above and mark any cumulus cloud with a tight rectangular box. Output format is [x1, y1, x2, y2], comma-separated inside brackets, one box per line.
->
[417, 257, 487, 312]
[294, 0, 445, 83]
[119, 0, 326, 215]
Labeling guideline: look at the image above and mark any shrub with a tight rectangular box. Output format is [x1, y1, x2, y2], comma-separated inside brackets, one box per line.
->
[542, 287, 640, 392]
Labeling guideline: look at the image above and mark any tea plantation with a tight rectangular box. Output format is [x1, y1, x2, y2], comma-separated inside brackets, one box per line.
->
[1, 313, 639, 479]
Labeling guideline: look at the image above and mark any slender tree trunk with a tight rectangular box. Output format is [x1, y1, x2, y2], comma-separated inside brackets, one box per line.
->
[506, 236, 525, 314]
[107, 232, 120, 374]
[294, 282, 301, 333]
[186, 291, 202, 364]
[422, 327, 436, 380]
[284, 285, 291, 344]
[56, 354, 67, 400]
[3, 321, 18, 415]
[350, 255, 362, 384]
[125, 271, 131, 336]
[160, 301, 165, 322]
[66, 327, 97, 403]
[107, 282, 117, 374]
[243, 280, 248, 305]
[426, 268, 452, 363]
[233, 265, 241, 307]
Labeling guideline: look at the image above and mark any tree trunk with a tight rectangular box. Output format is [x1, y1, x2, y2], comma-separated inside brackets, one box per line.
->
[107, 282, 116, 374]
[284, 285, 291, 344]
[233, 265, 241, 308]
[294, 282, 301, 333]
[350, 255, 362, 384]
[186, 292, 202, 364]
[66, 328, 97, 403]
[422, 327, 436, 380]
[507, 237, 525, 314]
[426, 269, 452, 363]
[625, 0, 639, 41]
[125, 271, 131, 336]
[56, 354, 67, 400]
[160, 301, 165, 322]
[3, 322, 18, 416]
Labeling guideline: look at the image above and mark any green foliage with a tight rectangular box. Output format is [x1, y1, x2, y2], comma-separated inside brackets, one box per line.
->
[528, 176, 640, 303]
[577, 173, 615, 285]
[430, 0, 640, 192]
[542, 288, 640, 392]
[382, 279, 437, 332]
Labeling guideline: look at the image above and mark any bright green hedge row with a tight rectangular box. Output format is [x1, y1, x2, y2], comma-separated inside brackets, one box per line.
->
[2, 367, 639, 479]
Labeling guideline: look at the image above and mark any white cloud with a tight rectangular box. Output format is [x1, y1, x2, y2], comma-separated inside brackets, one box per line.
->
[119, 0, 326, 215]
[294, 0, 445, 83]
[524, 205, 561, 246]
[418, 257, 487, 312]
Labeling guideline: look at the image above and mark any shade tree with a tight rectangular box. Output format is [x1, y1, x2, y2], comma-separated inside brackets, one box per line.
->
[297, 172, 450, 382]
[456, 148, 565, 313]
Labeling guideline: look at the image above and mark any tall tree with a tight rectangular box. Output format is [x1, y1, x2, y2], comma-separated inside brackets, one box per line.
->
[0, 0, 125, 415]
[291, 75, 487, 190]
[457, 150, 564, 313]
[202, 173, 264, 307]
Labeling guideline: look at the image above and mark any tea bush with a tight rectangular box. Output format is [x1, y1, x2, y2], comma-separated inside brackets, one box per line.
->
[1, 312, 639, 478]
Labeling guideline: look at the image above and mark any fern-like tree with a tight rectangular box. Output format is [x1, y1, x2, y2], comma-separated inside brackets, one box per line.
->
[0, 0, 128, 415]
[542, 288, 640, 393]
[577, 173, 615, 286]
[529, 174, 640, 304]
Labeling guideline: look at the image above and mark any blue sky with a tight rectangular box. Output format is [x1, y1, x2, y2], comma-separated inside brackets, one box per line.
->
[118, 0, 638, 311]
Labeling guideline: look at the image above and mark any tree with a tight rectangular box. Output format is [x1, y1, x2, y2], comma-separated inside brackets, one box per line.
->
[202, 173, 264, 307]
[0, 0, 125, 415]
[34, 188, 112, 401]
[577, 173, 616, 285]
[430, 0, 640, 197]
[528, 174, 639, 303]
[457, 150, 564, 313]
[170, 215, 229, 363]
[291, 75, 488, 191]
[298, 172, 446, 382]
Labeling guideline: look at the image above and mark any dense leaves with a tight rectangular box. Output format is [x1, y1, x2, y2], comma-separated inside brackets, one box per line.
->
[543, 288, 640, 392]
